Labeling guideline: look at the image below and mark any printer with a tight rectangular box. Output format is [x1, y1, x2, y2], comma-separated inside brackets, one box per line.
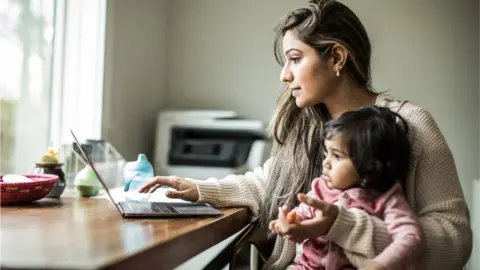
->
[154, 110, 272, 180]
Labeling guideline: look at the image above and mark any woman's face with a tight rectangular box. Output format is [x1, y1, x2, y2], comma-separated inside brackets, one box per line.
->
[280, 30, 336, 108]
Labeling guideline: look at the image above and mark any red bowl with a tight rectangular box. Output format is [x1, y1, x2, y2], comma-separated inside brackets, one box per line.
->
[0, 174, 59, 205]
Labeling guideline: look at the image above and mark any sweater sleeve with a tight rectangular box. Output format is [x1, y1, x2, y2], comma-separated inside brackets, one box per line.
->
[325, 108, 472, 269]
[372, 184, 424, 270]
[191, 158, 271, 216]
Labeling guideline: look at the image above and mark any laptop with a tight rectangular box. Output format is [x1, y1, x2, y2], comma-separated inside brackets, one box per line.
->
[70, 130, 223, 218]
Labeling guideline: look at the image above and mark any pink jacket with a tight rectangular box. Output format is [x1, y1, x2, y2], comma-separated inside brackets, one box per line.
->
[294, 176, 424, 270]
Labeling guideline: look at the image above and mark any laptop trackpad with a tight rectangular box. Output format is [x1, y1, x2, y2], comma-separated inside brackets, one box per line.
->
[171, 204, 222, 215]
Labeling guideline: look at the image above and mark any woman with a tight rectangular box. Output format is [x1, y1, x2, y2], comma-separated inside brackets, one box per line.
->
[140, 0, 472, 269]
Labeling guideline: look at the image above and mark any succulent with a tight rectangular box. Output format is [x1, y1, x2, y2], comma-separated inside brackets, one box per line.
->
[39, 147, 60, 164]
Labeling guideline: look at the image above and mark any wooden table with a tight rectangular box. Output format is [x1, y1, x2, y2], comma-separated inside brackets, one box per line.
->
[0, 193, 250, 270]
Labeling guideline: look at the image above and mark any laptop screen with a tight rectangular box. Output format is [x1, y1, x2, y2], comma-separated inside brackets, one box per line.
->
[70, 130, 123, 213]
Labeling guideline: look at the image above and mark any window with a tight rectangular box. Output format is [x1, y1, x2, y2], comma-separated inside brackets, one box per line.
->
[0, 0, 106, 174]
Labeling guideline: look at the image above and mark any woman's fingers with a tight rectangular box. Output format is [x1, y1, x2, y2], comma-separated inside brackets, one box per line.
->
[146, 183, 162, 193]
[295, 216, 327, 238]
[138, 176, 199, 201]
[165, 189, 190, 199]
[138, 176, 180, 193]
[296, 194, 339, 236]
[298, 193, 338, 218]
[297, 193, 330, 212]
[138, 176, 168, 192]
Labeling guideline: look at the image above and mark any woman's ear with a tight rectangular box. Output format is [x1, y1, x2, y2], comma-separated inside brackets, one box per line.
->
[330, 44, 348, 71]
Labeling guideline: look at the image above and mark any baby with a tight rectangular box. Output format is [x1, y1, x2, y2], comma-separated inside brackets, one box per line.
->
[270, 106, 424, 270]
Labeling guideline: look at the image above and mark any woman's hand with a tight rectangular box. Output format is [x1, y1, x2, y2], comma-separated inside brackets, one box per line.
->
[273, 193, 339, 243]
[138, 176, 199, 202]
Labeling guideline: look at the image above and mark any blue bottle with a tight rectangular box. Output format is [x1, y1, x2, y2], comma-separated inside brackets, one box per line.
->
[123, 154, 154, 201]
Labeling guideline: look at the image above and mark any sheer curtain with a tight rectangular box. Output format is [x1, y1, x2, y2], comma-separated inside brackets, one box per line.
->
[50, 0, 106, 146]
[0, 0, 106, 174]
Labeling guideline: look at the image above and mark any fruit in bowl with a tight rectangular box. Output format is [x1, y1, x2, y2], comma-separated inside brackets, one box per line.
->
[0, 174, 59, 205]
[2, 175, 34, 183]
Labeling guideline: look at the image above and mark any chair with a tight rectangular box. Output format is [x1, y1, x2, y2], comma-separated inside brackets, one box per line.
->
[203, 217, 272, 270]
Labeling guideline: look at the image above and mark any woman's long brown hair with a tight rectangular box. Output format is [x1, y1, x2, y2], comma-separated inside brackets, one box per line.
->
[260, 0, 373, 227]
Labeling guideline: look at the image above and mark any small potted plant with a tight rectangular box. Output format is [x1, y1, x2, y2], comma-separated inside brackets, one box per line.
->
[33, 147, 66, 198]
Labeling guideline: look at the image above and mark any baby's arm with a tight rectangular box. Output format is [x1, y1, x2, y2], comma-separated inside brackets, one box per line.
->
[372, 184, 424, 270]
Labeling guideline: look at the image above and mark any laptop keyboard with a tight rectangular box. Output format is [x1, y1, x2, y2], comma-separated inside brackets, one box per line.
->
[119, 202, 179, 213]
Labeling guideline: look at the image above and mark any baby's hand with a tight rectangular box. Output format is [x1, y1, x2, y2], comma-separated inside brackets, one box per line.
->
[269, 218, 291, 236]
[269, 207, 303, 242]
[269, 208, 297, 233]
[268, 219, 279, 234]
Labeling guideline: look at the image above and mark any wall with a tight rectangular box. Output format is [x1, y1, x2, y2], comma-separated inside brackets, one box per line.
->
[345, 0, 480, 204]
[165, 0, 305, 123]
[102, 0, 168, 160]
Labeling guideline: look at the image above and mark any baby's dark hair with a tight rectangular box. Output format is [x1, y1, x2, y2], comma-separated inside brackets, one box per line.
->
[323, 106, 411, 194]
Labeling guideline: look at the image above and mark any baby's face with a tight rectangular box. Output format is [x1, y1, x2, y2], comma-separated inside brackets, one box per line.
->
[321, 135, 359, 190]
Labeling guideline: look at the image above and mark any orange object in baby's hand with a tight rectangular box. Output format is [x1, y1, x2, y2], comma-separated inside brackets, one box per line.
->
[286, 209, 297, 224]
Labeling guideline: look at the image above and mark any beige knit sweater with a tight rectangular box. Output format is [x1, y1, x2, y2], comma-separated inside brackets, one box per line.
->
[193, 93, 472, 270]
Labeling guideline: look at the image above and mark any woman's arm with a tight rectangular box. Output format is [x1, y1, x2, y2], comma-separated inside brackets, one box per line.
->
[325, 108, 472, 269]
[192, 158, 272, 215]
